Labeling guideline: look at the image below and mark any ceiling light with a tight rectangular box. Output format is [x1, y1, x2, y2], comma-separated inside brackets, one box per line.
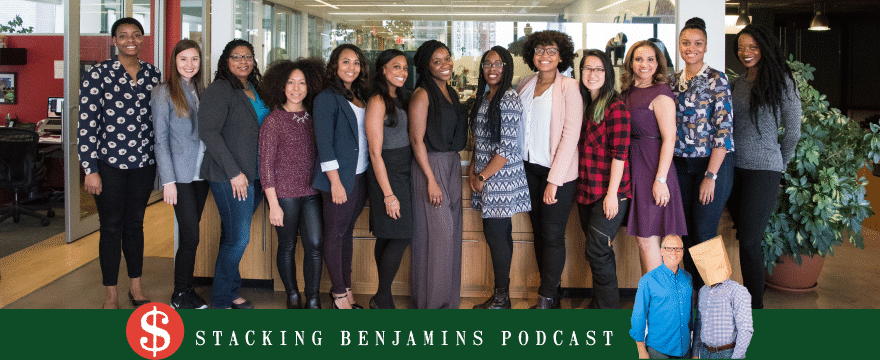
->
[736, 1, 750, 28]
[809, 3, 829, 31]
[314, 1, 339, 10]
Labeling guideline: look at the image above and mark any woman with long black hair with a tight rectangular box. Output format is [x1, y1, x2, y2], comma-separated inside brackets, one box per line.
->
[364, 49, 413, 309]
[575, 49, 631, 309]
[313, 44, 370, 310]
[468, 46, 531, 309]
[408, 40, 468, 309]
[729, 24, 802, 309]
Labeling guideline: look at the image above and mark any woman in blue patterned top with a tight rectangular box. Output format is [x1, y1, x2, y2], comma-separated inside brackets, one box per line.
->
[669, 17, 734, 292]
[468, 46, 531, 309]
[78, 18, 159, 309]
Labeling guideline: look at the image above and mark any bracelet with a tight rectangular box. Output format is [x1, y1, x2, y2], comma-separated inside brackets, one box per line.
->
[384, 199, 398, 206]
[384, 194, 395, 198]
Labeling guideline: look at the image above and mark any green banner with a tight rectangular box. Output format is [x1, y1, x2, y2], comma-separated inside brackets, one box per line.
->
[1, 309, 875, 358]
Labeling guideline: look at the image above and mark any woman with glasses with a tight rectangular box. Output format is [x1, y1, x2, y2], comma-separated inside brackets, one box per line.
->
[517, 30, 583, 309]
[409, 40, 468, 309]
[199, 39, 269, 309]
[468, 46, 531, 309]
[575, 49, 631, 309]
[670, 17, 735, 292]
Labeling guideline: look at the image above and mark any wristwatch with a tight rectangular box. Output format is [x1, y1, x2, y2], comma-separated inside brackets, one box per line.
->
[655, 177, 666, 184]
[704, 171, 718, 180]
[477, 173, 487, 182]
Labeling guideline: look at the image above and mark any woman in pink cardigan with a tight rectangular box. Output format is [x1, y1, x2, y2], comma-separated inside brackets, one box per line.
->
[516, 30, 583, 309]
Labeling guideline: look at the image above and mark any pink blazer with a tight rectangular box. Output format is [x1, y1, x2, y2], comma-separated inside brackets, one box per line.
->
[517, 70, 584, 186]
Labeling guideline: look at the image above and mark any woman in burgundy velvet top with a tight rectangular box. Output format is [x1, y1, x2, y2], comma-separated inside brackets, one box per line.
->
[258, 58, 326, 309]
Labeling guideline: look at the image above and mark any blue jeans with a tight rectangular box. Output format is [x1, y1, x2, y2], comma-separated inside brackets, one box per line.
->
[674, 154, 733, 291]
[209, 180, 263, 308]
[699, 346, 734, 359]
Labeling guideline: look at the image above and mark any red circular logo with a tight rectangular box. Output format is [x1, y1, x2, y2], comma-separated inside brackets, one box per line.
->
[126, 302, 185, 359]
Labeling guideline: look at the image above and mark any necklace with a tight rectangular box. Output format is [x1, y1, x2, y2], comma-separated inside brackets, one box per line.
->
[635, 82, 653, 88]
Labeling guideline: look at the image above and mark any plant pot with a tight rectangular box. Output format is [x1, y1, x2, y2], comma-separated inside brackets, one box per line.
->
[765, 254, 825, 292]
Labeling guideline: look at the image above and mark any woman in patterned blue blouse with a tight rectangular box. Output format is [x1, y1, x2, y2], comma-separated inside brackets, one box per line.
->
[467, 46, 531, 309]
[78, 18, 160, 309]
[669, 17, 735, 292]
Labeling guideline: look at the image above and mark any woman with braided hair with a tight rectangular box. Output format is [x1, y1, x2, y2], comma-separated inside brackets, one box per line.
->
[729, 24, 802, 309]
[408, 40, 468, 309]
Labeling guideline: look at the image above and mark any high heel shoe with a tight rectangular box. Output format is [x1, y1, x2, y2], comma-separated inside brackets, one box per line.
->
[286, 291, 302, 309]
[346, 288, 364, 309]
[369, 297, 379, 309]
[331, 292, 350, 309]
[129, 291, 150, 307]
[304, 295, 322, 309]
[472, 287, 511, 309]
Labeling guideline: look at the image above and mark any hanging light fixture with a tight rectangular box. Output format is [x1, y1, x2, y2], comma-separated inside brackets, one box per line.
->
[736, 1, 751, 28]
[809, 3, 830, 31]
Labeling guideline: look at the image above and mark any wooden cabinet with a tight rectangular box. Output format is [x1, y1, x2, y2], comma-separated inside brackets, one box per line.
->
[195, 168, 743, 298]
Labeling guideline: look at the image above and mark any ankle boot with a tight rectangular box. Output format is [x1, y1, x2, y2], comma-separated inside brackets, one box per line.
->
[535, 295, 555, 309]
[304, 295, 321, 309]
[473, 287, 511, 309]
[287, 291, 302, 309]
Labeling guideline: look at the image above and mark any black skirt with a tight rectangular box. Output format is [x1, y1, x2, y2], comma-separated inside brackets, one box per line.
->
[367, 145, 413, 239]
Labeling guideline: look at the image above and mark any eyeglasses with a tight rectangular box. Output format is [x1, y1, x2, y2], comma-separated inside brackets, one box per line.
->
[481, 61, 505, 70]
[582, 67, 605, 74]
[230, 54, 254, 62]
[534, 47, 559, 56]
[661, 247, 684, 253]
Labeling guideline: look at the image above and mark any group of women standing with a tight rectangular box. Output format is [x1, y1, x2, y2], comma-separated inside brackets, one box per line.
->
[80, 16, 799, 310]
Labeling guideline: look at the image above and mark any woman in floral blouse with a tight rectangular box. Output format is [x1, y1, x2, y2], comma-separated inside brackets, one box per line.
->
[78, 18, 159, 309]
[669, 17, 734, 291]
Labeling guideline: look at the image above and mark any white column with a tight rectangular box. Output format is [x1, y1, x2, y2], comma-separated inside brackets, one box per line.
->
[675, 0, 726, 71]
[210, 0, 235, 72]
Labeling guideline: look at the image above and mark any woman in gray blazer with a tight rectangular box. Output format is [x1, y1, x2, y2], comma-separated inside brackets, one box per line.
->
[198, 39, 270, 309]
[312, 44, 370, 309]
[153, 39, 208, 310]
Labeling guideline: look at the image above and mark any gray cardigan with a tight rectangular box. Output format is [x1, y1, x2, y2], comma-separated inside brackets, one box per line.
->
[152, 81, 202, 185]
[198, 78, 261, 183]
[731, 75, 802, 172]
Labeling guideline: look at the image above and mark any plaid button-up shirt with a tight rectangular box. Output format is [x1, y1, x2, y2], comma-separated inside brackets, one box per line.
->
[693, 279, 754, 359]
[576, 99, 631, 205]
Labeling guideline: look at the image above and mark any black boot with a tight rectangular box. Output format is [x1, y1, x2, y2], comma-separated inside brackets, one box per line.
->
[287, 291, 302, 309]
[304, 295, 321, 309]
[472, 287, 511, 309]
[534, 295, 556, 309]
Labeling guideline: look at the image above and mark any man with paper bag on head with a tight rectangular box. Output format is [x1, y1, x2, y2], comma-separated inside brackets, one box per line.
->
[690, 236, 753, 359]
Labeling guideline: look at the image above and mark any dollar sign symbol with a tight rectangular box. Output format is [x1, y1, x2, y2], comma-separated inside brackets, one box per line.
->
[140, 306, 171, 358]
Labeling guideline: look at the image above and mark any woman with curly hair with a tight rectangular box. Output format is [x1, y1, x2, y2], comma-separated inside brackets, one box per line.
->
[408, 40, 468, 309]
[259, 58, 326, 309]
[670, 17, 735, 293]
[199, 39, 269, 309]
[364, 49, 413, 309]
[517, 30, 583, 309]
[313, 44, 370, 309]
[468, 46, 531, 309]
[730, 24, 801, 309]
[620, 40, 687, 276]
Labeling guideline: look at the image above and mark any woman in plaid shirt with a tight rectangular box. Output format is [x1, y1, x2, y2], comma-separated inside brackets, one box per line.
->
[575, 49, 632, 309]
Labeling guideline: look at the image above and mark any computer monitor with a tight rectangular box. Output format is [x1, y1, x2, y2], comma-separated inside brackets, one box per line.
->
[48, 97, 63, 119]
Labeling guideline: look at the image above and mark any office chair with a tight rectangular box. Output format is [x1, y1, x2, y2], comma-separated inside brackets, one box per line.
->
[0, 127, 54, 229]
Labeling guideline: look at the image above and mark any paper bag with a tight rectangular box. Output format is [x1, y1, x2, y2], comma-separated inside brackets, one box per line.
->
[688, 236, 731, 286]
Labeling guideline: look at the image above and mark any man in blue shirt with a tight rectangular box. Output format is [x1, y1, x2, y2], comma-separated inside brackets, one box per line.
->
[630, 235, 693, 358]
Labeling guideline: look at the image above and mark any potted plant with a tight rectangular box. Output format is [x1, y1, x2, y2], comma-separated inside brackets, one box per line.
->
[754, 57, 880, 290]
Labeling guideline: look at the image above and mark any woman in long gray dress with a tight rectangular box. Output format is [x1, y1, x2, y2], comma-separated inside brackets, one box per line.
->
[408, 40, 467, 309]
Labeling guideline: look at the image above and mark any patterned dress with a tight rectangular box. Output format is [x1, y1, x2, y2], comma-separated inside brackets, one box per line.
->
[471, 89, 531, 218]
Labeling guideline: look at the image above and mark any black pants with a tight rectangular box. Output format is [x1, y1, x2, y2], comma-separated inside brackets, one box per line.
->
[94, 161, 156, 286]
[275, 194, 323, 298]
[578, 197, 629, 309]
[728, 167, 782, 309]
[483, 217, 513, 289]
[674, 155, 734, 291]
[172, 180, 209, 294]
[524, 162, 577, 298]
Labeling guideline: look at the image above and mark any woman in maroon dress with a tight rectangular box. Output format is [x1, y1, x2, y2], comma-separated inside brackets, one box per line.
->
[619, 40, 687, 274]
